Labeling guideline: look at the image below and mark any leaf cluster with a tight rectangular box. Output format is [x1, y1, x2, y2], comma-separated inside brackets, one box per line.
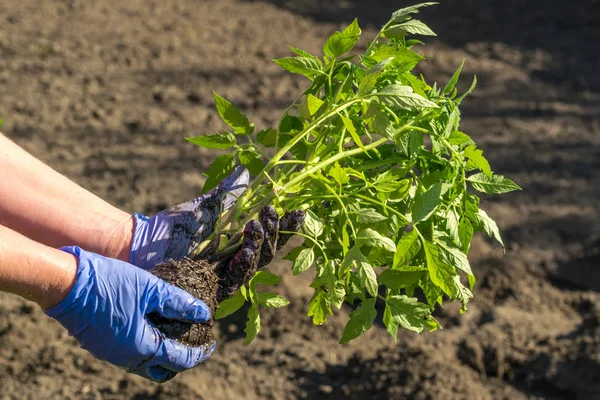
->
[187, 2, 521, 344]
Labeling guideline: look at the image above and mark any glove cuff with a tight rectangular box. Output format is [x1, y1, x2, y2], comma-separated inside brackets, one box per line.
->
[44, 246, 91, 321]
[130, 212, 152, 269]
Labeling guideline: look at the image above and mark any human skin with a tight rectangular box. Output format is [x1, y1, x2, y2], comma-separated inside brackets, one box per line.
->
[0, 223, 77, 310]
[0, 133, 133, 262]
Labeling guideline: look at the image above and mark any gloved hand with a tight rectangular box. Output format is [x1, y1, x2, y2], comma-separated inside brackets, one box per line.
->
[44, 246, 214, 383]
[130, 166, 250, 270]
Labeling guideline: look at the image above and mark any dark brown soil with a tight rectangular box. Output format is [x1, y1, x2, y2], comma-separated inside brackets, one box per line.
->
[148, 258, 219, 347]
[1, 1, 599, 399]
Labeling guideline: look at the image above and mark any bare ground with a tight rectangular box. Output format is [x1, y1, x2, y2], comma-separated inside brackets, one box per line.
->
[0, 1, 599, 399]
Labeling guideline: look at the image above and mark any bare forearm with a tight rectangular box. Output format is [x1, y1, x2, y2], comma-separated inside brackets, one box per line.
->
[0, 224, 77, 309]
[0, 133, 132, 261]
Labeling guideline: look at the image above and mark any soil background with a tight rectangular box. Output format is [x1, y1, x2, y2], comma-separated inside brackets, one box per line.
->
[1, 1, 599, 399]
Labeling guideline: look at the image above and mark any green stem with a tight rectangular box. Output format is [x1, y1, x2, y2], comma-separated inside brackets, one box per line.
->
[280, 230, 329, 263]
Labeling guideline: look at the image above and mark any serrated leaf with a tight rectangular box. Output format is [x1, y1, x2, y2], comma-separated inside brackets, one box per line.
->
[288, 46, 322, 63]
[468, 172, 522, 194]
[213, 92, 254, 135]
[238, 147, 264, 176]
[375, 84, 438, 110]
[476, 208, 505, 249]
[456, 75, 477, 104]
[308, 288, 332, 325]
[437, 236, 474, 278]
[387, 295, 440, 334]
[201, 153, 235, 193]
[420, 276, 443, 309]
[329, 162, 350, 186]
[250, 271, 281, 286]
[256, 128, 277, 148]
[303, 209, 324, 238]
[380, 269, 426, 290]
[340, 298, 377, 344]
[442, 108, 459, 139]
[397, 19, 437, 36]
[257, 292, 290, 308]
[292, 247, 315, 275]
[423, 239, 457, 297]
[443, 59, 465, 95]
[390, 2, 438, 24]
[357, 208, 387, 224]
[412, 181, 442, 223]
[465, 145, 492, 177]
[214, 290, 246, 320]
[356, 228, 396, 252]
[274, 56, 324, 78]
[392, 229, 421, 268]
[452, 276, 473, 313]
[324, 18, 361, 59]
[243, 305, 260, 345]
[185, 131, 236, 149]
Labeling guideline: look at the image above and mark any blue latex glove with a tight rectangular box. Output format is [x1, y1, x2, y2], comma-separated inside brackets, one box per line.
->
[130, 166, 249, 270]
[45, 246, 214, 383]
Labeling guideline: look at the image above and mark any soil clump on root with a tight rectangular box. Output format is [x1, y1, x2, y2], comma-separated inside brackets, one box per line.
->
[148, 258, 220, 347]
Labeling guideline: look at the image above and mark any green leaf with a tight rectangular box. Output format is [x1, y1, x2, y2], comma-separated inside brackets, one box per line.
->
[375, 84, 438, 110]
[392, 229, 421, 268]
[201, 153, 235, 193]
[387, 295, 440, 334]
[243, 305, 260, 345]
[288, 46, 322, 64]
[324, 18, 361, 59]
[420, 276, 443, 309]
[398, 19, 437, 36]
[390, 2, 439, 24]
[380, 269, 426, 290]
[458, 217, 474, 253]
[257, 292, 290, 308]
[423, 239, 457, 297]
[367, 46, 424, 73]
[437, 236, 474, 278]
[445, 208, 461, 245]
[250, 271, 281, 286]
[465, 145, 492, 177]
[456, 75, 477, 104]
[340, 298, 377, 344]
[452, 276, 473, 313]
[342, 116, 367, 152]
[448, 130, 474, 147]
[358, 58, 392, 95]
[357, 260, 378, 297]
[356, 228, 396, 252]
[306, 94, 325, 116]
[384, 303, 399, 341]
[357, 208, 387, 224]
[213, 92, 254, 135]
[274, 56, 324, 78]
[412, 181, 442, 223]
[328, 162, 350, 186]
[256, 128, 277, 148]
[308, 288, 332, 325]
[238, 147, 264, 176]
[443, 59, 465, 95]
[214, 290, 246, 320]
[442, 108, 459, 139]
[303, 209, 324, 238]
[476, 208, 505, 249]
[185, 131, 236, 149]
[292, 247, 315, 275]
[468, 172, 522, 194]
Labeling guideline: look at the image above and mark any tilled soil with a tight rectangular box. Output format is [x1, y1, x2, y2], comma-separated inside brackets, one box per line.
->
[1, 1, 599, 399]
